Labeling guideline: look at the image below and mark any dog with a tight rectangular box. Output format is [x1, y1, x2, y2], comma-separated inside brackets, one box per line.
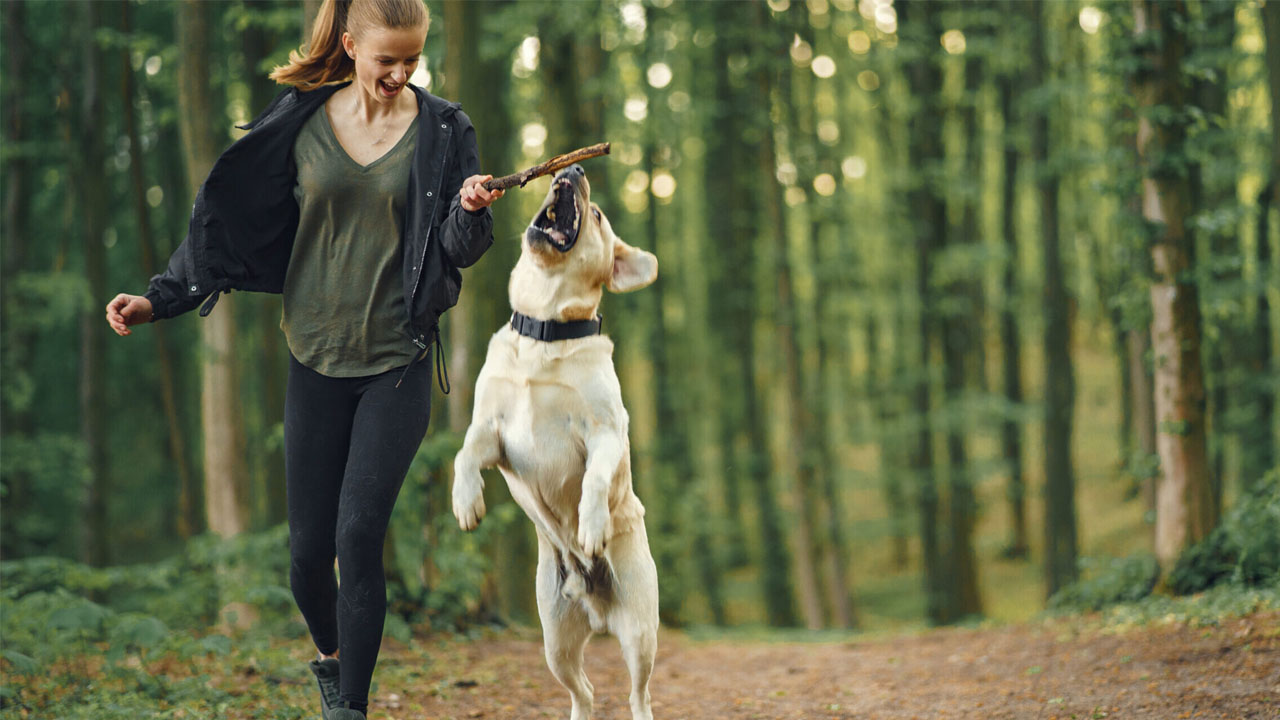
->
[451, 164, 660, 720]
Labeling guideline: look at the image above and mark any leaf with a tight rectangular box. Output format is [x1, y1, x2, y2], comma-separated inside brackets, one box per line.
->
[110, 613, 169, 650]
[1, 649, 38, 674]
[200, 634, 233, 656]
[48, 598, 110, 635]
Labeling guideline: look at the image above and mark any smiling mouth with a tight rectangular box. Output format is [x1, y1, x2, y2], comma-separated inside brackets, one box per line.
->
[527, 178, 580, 252]
[379, 80, 402, 95]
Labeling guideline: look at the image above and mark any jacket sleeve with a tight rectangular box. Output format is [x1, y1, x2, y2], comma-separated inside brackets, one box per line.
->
[438, 110, 494, 269]
[143, 233, 206, 321]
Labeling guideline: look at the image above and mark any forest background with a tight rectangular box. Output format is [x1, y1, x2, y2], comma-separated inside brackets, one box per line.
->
[2, 0, 1278, 658]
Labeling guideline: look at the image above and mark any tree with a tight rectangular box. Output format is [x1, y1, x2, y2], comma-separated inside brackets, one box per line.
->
[177, 0, 250, 539]
[1131, 0, 1217, 571]
[74, 0, 113, 566]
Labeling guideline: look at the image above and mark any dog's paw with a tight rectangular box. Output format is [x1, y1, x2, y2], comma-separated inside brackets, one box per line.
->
[452, 475, 486, 531]
[576, 500, 611, 558]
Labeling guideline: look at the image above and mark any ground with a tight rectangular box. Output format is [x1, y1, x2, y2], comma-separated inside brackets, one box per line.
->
[6, 610, 1277, 719]
[369, 612, 1279, 720]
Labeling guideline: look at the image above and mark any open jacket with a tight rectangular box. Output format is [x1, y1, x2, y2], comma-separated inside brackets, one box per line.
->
[144, 82, 493, 357]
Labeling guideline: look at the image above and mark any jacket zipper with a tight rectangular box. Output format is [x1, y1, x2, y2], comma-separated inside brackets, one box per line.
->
[408, 123, 453, 331]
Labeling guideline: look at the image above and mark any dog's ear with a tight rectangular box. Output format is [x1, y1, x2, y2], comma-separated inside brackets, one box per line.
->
[607, 237, 658, 293]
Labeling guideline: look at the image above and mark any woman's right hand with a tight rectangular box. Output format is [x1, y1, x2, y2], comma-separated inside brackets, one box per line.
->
[105, 293, 153, 336]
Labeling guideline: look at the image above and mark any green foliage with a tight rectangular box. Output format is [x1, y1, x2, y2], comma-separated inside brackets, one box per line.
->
[1168, 472, 1280, 594]
[1048, 554, 1161, 612]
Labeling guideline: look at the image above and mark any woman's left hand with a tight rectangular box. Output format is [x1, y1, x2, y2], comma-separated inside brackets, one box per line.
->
[460, 174, 504, 212]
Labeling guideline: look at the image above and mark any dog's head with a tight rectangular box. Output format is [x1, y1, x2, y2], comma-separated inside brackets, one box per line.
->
[510, 165, 657, 322]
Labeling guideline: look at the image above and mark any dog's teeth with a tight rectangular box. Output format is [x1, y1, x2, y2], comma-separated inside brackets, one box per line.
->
[547, 208, 556, 222]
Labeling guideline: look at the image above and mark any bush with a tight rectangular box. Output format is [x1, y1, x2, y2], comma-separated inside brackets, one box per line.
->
[1048, 554, 1162, 611]
[1168, 471, 1280, 594]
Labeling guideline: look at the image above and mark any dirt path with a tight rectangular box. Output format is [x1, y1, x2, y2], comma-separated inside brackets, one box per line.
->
[383, 612, 1279, 720]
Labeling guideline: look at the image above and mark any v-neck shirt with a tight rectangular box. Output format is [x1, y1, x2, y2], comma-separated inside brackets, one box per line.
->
[282, 106, 421, 377]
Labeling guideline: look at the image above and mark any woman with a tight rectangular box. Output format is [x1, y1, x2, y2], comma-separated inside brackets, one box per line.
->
[104, 1, 502, 718]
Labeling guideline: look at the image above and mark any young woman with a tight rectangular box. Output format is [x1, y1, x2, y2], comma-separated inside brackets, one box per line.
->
[104, 1, 503, 718]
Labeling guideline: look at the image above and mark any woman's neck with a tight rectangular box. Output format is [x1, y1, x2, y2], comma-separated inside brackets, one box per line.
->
[336, 83, 411, 124]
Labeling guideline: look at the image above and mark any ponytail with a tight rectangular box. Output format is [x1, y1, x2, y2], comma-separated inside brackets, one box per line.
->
[270, 0, 428, 90]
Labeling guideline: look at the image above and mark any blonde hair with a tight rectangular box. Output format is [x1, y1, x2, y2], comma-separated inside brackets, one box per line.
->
[270, 0, 429, 90]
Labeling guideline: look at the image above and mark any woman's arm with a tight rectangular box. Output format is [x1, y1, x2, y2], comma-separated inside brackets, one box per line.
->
[438, 112, 503, 268]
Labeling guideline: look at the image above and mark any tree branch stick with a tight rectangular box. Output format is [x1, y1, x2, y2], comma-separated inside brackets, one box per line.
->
[482, 142, 610, 191]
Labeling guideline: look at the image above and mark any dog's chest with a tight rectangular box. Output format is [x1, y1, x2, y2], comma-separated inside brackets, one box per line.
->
[493, 377, 591, 483]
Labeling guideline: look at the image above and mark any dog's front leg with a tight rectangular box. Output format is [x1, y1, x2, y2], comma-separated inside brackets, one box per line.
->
[453, 419, 499, 531]
[578, 432, 623, 558]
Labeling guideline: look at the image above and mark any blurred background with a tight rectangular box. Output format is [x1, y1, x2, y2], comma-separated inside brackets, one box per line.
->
[2, 0, 1277, 644]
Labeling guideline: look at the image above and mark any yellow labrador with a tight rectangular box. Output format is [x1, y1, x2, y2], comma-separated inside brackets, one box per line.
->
[452, 165, 659, 720]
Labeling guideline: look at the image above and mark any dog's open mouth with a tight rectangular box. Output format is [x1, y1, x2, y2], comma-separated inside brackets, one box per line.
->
[526, 177, 581, 252]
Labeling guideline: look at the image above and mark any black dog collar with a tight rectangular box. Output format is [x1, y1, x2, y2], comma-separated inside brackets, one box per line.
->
[511, 311, 602, 342]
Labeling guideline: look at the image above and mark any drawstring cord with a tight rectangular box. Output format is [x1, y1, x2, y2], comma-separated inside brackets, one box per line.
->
[394, 324, 450, 394]
[433, 326, 450, 395]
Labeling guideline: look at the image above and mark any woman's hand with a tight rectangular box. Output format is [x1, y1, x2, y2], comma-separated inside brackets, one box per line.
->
[105, 293, 153, 336]
[459, 174, 504, 212]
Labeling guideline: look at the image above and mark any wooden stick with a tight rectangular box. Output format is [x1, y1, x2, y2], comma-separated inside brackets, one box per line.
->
[482, 142, 611, 191]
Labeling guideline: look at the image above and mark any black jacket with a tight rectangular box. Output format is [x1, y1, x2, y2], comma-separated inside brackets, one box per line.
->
[144, 82, 493, 352]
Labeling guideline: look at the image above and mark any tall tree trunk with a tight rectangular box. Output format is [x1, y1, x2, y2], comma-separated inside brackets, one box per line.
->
[1033, 0, 1079, 598]
[242, 0, 288, 527]
[754, 1, 824, 629]
[1190, 0, 1235, 507]
[1129, 325, 1158, 511]
[900, 0, 948, 625]
[122, 1, 199, 539]
[791, 13, 855, 629]
[1249, 0, 1280, 485]
[443, 0, 477, 434]
[76, 2, 112, 567]
[1132, 0, 1217, 571]
[708, 0, 796, 626]
[939, 52, 986, 619]
[1, 0, 35, 559]
[178, 0, 250, 539]
[996, 54, 1028, 559]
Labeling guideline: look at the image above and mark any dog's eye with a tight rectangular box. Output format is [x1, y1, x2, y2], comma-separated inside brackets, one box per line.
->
[592, 208, 601, 222]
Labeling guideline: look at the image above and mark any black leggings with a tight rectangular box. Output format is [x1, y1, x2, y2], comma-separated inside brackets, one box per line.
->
[284, 351, 432, 713]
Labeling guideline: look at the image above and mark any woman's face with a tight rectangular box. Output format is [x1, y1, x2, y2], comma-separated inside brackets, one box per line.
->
[343, 23, 427, 103]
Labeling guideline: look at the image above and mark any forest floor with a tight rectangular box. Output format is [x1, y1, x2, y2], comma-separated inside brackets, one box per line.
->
[362, 610, 1279, 720]
[6, 609, 1278, 719]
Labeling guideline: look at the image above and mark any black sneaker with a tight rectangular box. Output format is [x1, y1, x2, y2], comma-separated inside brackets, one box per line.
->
[330, 708, 366, 720]
[307, 658, 341, 720]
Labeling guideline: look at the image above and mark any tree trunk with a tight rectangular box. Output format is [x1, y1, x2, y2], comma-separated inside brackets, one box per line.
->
[122, 1, 199, 539]
[1128, 327, 1158, 513]
[1132, 0, 1217, 571]
[1, 0, 36, 559]
[939, 52, 987, 619]
[708, 0, 796, 626]
[754, 1, 824, 629]
[242, 0, 288, 527]
[996, 55, 1028, 559]
[76, 1, 112, 567]
[178, 0, 250, 539]
[900, 0, 948, 625]
[1032, 1, 1079, 599]
[1249, 0, 1280, 486]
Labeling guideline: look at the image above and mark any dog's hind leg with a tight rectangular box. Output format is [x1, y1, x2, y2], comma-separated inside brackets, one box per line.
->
[537, 537, 595, 720]
[607, 529, 659, 720]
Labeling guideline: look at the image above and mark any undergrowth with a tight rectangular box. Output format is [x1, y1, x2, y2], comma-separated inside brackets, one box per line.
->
[1049, 471, 1280, 620]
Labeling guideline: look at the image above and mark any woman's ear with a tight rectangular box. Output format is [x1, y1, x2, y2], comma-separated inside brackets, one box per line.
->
[342, 31, 356, 59]
[607, 237, 658, 293]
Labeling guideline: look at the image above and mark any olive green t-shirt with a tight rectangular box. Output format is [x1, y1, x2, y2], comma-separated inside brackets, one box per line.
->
[282, 107, 421, 377]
